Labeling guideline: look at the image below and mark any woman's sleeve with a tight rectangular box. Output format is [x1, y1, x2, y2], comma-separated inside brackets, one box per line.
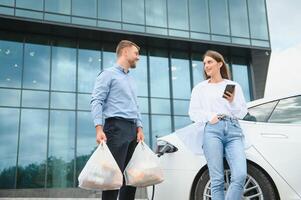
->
[188, 86, 216, 123]
[229, 84, 248, 119]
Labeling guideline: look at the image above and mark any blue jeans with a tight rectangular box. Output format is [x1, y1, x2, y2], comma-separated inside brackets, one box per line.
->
[203, 117, 246, 200]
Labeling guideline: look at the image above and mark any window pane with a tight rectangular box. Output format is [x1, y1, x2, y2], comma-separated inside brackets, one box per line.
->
[51, 92, 75, 110]
[189, 0, 209, 33]
[151, 98, 170, 114]
[16, 0, 43, 11]
[167, 0, 188, 30]
[0, 0, 14, 6]
[192, 58, 204, 86]
[98, 0, 121, 21]
[131, 55, 148, 96]
[174, 116, 191, 130]
[17, 109, 47, 188]
[0, 6, 14, 15]
[173, 100, 189, 115]
[229, 0, 249, 38]
[0, 40, 23, 88]
[76, 112, 96, 182]
[23, 43, 50, 90]
[248, 101, 278, 122]
[149, 51, 170, 98]
[151, 115, 171, 145]
[0, 108, 19, 189]
[48, 110, 75, 188]
[209, 0, 230, 35]
[146, 0, 167, 28]
[51, 46, 76, 91]
[77, 93, 91, 111]
[269, 97, 301, 124]
[102, 50, 116, 69]
[122, 0, 144, 25]
[22, 90, 49, 108]
[45, 0, 71, 15]
[248, 0, 269, 40]
[72, 0, 97, 18]
[138, 97, 148, 113]
[0, 88, 20, 107]
[78, 49, 101, 93]
[232, 64, 251, 101]
[171, 54, 191, 99]
[15, 9, 43, 19]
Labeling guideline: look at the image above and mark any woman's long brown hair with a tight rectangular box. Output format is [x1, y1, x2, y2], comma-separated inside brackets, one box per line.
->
[203, 50, 231, 80]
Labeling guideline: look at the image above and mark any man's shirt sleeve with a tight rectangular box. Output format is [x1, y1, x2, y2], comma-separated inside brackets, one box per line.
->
[90, 71, 111, 127]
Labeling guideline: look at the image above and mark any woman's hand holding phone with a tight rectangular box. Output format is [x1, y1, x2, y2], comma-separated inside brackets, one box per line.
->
[223, 84, 235, 103]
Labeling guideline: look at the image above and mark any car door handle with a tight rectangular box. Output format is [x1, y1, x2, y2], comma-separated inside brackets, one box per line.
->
[260, 133, 288, 139]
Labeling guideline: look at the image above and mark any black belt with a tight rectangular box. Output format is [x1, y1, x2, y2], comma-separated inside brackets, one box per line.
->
[105, 117, 136, 124]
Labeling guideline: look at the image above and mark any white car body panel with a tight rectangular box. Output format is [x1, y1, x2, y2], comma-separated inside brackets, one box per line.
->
[148, 94, 301, 200]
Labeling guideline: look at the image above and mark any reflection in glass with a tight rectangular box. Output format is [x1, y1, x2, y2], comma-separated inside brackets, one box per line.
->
[189, 0, 209, 33]
[174, 116, 191, 130]
[0, 40, 23, 88]
[171, 56, 191, 99]
[173, 100, 190, 115]
[232, 64, 251, 101]
[248, 0, 269, 40]
[16, 0, 43, 11]
[45, 0, 71, 15]
[23, 43, 50, 90]
[72, 0, 96, 18]
[229, 0, 249, 38]
[0, 89, 20, 107]
[209, 0, 230, 35]
[76, 112, 96, 181]
[151, 98, 170, 114]
[102, 50, 116, 69]
[167, 0, 188, 30]
[77, 93, 91, 111]
[98, 0, 121, 21]
[122, 0, 144, 25]
[51, 92, 75, 110]
[269, 97, 301, 124]
[151, 115, 171, 147]
[22, 90, 49, 108]
[51, 46, 76, 91]
[146, 0, 167, 28]
[149, 52, 170, 98]
[248, 101, 277, 122]
[17, 109, 48, 188]
[0, 108, 19, 189]
[48, 110, 75, 188]
[131, 55, 148, 96]
[78, 49, 101, 93]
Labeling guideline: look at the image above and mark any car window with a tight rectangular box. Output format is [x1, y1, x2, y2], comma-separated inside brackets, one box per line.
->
[269, 96, 301, 124]
[247, 101, 278, 122]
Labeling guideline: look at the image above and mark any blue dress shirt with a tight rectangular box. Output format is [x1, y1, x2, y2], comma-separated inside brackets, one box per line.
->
[91, 64, 143, 128]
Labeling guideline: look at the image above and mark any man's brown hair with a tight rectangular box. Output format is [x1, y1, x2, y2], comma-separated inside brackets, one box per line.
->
[116, 40, 140, 57]
[203, 50, 231, 80]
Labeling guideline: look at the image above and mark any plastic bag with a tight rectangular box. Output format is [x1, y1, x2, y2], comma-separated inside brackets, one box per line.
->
[124, 141, 164, 187]
[78, 143, 123, 191]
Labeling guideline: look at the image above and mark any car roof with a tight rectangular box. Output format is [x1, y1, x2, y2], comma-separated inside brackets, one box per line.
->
[247, 92, 301, 108]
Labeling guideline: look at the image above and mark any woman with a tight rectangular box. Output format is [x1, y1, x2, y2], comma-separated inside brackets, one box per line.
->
[189, 50, 248, 200]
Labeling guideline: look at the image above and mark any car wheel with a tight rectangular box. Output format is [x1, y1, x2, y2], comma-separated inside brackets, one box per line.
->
[193, 163, 278, 200]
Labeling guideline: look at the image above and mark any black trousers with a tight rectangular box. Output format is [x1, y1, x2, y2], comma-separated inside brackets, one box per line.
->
[102, 117, 138, 200]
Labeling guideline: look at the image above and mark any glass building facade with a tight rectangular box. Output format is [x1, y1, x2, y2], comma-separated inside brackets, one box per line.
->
[0, 0, 271, 196]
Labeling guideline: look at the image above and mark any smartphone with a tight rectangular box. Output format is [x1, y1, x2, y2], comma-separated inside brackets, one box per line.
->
[223, 84, 235, 98]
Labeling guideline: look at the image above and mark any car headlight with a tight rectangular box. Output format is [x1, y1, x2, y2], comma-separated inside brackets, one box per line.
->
[156, 140, 178, 157]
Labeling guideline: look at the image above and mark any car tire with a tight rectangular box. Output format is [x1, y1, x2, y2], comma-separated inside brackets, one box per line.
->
[193, 163, 278, 200]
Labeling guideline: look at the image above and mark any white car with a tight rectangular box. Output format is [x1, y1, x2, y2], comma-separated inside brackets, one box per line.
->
[148, 93, 301, 200]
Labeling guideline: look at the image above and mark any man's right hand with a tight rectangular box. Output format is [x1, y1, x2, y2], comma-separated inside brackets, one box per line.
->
[96, 125, 107, 144]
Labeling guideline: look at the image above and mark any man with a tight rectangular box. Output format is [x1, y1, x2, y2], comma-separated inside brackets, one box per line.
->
[91, 40, 144, 200]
